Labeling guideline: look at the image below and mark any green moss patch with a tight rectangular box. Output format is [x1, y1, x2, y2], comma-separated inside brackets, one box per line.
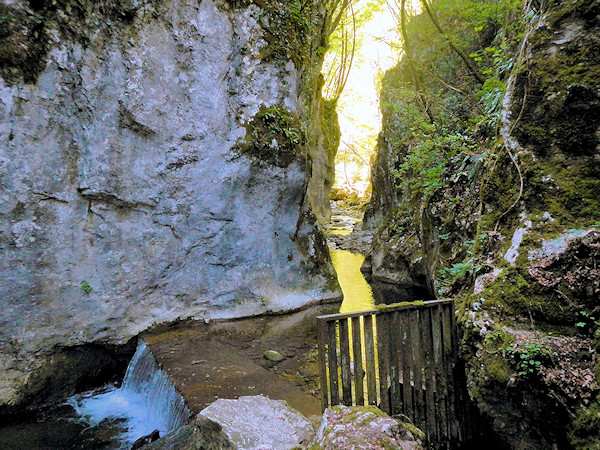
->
[511, 0, 600, 156]
[221, 0, 322, 68]
[234, 105, 307, 168]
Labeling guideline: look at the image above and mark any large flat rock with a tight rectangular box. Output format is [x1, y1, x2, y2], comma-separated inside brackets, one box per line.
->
[199, 395, 314, 450]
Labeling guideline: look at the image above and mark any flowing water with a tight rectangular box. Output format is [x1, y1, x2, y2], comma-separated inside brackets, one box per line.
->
[70, 340, 191, 447]
[330, 249, 375, 313]
[326, 212, 375, 314]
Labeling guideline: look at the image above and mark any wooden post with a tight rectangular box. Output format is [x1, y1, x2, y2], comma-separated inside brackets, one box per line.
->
[410, 309, 425, 430]
[364, 314, 377, 405]
[432, 304, 449, 442]
[399, 312, 414, 419]
[339, 318, 353, 405]
[327, 320, 340, 406]
[317, 319, 329, 411]
[389, 311, 402, 415]
[376, 313, 391, 414]
[352, 316, 365, 406]
[421, 307, 437, 442]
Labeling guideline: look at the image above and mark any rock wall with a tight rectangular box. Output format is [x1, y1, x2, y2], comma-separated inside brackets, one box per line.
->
[0, 0, 341, 410]
[365, 0, 600, 446]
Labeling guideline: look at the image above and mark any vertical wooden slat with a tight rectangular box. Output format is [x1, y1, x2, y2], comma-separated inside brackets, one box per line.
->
[409, 309, 425, 430]
[327, 320, 340, 406]
[389, 311, 401, 415]
[376, 313, 391, 414]
[339, 318, 353, 405]
[399, 313, 413, 419]
[442, 303, 458, 442]
[352, 317, 365, 406]
[317, 318, 329, 411]
[421, 307, 437, 443]
[364, 314, 377, 405]
[449, 302, 469, 442]
[432, 304, 449, 442]
[352, 316, 365, 406]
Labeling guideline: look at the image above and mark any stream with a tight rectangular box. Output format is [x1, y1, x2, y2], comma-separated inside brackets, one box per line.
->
[0, 208, 375, 449]
[326, 208, 375, 314]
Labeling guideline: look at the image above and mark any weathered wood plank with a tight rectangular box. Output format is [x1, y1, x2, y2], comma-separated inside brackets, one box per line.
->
[364, 315, 377, 405]
[339, 318, 353, 405]
[316, 299, 453, 321]
[376, 313, 391, 414]
[432, 304, 449, 442]
[409, 309, 425, 430]
[420, 307, 437, 442]
[352, 316, 365, 406]
[442, 303, 458, 441]
[389, 311, 401, 415]
[449, 302, 469, 442]
[327, 320, 340, 406]
[399, 312, 414, 419]
[317, 319, 329, 412]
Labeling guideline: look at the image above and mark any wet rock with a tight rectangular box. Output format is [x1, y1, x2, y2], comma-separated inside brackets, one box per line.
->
[263, 350, 285, 362]
[141, 414, 235, 450]
[131, 429, 159, 449]
[310, 405, 424, 449]
[199, 395, 314, 449]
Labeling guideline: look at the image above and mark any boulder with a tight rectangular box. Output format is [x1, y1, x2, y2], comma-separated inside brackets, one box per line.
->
[199, 395, 314, 449]
[141, 414, 235, 450]
[263, 350, 285, 362]
[311, 405, 424, 449]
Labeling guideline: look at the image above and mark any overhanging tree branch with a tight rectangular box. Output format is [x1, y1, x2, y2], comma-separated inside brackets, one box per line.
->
[419, 0, 485, 84]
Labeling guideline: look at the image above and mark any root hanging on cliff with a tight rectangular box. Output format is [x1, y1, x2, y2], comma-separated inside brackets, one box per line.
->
[493, 0, 544, 232]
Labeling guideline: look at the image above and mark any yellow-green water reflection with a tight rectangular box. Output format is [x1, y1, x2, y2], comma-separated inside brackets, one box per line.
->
[330, 249, 375, 314]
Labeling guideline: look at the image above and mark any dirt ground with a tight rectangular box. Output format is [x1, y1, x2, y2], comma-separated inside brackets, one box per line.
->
[142, 304, 340, 418]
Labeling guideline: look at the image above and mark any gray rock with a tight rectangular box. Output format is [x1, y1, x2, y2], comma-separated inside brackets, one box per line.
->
[263, 350, 285, 362]
[311, 405, 424, 449]
[199, 395, 314, 449]
[142, 414, 236, 450]
[0, 0, 340, 409]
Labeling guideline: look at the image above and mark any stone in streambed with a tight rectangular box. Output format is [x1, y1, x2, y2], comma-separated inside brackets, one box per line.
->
[263, 350, 285, 362]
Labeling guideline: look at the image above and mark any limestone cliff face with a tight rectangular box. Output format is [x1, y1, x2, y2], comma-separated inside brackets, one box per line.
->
[0, 0, 340, 409]
[366, 0, 600, 446]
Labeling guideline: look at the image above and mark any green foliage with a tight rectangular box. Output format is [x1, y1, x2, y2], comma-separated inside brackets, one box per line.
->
[80, 281, 93, 294]
[575, 311, 599, 333]
[475, 77, 506, 128]
[234, 105, 306, 168]
[506, 342, 552, 376]
[440, 262, 473, 279]
[379, 0, 529, 206]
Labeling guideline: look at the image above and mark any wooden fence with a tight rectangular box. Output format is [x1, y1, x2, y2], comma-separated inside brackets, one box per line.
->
[317, 299, 471, 447]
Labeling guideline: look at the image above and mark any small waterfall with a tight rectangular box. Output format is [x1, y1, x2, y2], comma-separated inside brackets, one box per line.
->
[71, 340, 191, 446]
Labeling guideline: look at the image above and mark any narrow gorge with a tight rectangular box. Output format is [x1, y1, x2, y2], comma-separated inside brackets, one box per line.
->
[0, 0, 599, 448]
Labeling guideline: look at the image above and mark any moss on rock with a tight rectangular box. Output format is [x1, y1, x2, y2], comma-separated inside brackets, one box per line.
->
[234, 105, 308, 169]
[0, 0, 145, 84]
[222, 0, 324, 68]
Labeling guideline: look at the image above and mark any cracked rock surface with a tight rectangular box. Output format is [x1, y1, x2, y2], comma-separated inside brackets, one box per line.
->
[0, 0, 339, 409]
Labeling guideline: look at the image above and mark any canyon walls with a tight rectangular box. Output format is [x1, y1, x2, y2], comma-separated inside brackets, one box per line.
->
[365, 0, 600, 446]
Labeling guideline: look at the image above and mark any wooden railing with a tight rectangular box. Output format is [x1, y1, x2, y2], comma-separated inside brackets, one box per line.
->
[317, 299, 471, 447]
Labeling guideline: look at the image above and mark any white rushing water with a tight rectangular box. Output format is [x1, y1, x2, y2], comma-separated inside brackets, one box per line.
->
[70, 340, 191, 446]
